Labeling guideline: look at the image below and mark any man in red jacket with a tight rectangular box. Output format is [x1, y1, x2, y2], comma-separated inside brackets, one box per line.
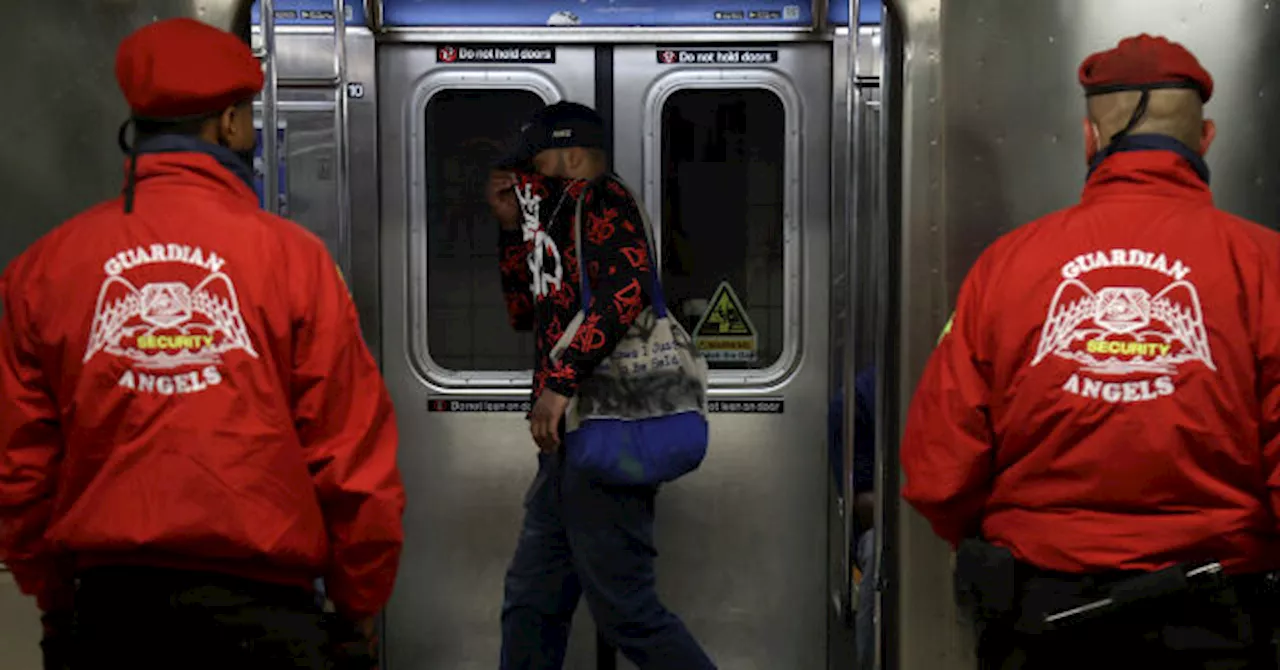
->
[902, 34, 1280, 668]
[0, 18, 404, 668]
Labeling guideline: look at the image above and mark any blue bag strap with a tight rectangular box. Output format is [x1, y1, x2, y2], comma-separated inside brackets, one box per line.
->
[572, 175, 669, 318]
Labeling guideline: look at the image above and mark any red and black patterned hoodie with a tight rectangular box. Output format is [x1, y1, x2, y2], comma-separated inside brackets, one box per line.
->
[497, 172, 653, 401]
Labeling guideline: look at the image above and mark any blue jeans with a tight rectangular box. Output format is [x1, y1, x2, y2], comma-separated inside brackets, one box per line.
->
[855, 529, 877, 670]
[499, 453, 716, 670]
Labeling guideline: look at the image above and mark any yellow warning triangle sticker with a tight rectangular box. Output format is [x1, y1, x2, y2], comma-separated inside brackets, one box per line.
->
[694, 281, 757, 338]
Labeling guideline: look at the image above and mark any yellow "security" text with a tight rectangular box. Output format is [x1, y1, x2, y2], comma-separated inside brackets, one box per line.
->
[135, 335, 214, 351]
[1084, 339, 1170, 358]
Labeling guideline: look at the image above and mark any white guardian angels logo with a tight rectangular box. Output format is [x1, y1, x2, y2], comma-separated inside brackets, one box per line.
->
[1031, 249, 1214, 404]
[513, 182, 563, 298]
[84, 244, 258, 396]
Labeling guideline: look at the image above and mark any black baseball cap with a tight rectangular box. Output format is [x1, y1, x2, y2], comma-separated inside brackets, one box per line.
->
[495, 101, 606, 170]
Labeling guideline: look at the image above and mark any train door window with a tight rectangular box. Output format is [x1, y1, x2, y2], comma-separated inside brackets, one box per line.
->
[660, 88, 787, 370]
[423, 89, 547, 372]
[255, 104, 344, 266]
[282, 111, 343, 263]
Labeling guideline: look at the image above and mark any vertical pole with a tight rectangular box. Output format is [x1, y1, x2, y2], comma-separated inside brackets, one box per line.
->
[870, 12, 891, 670]
[842, 0, 865, 626]
[814, 0, 830, 32]
[260, 0, 280, 215]
[333, 0, 351, 275]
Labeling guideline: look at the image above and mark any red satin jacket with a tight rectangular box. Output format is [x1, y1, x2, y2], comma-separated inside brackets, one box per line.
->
[902, 148, 1280, 575]
[0, 149, 405, 617]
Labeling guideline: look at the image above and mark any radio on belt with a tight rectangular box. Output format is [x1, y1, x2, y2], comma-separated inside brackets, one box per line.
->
[1042, 562, 1224, 628]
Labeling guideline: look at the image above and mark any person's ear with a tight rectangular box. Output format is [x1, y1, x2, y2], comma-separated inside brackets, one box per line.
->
[217, 105, 238, 145]
[217, 102, 254, 150]
[1199, 119, 1217, 156]
[1083, 118, 1101, 166]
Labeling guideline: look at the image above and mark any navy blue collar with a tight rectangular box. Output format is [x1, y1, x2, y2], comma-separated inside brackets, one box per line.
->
[134, 134, 259, 195]
[1087, 133, 1210, 185]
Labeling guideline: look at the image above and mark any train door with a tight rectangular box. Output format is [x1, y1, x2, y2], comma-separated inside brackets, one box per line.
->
[611, 41, 833, 668]
[377, 35, 597, 668]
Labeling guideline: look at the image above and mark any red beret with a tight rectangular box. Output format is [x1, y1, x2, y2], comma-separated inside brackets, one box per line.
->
[1078, 34, 1213, 103]
[115, 18, 264, 120]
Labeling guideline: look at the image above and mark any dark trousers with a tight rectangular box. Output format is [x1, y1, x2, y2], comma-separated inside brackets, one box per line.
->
[499, 453, 716, 670]
[979, 568, 1279, 670]
[69, 566, 336, 670]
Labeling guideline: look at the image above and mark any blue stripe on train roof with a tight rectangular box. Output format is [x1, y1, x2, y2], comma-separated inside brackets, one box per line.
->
[250, 0, 365, 26]
[381, 0, 813, 27]
[829, 0, 883, 26]
[250, 0, 878, 28]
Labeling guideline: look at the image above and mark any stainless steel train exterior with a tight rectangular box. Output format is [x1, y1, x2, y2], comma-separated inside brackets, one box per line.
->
[373, 9, 868, 669]
[4, 1, 1278, 670]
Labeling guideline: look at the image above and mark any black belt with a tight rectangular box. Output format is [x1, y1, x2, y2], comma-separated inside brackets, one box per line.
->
[75, 564, 317, 610]
[954, 539, 1277, 633]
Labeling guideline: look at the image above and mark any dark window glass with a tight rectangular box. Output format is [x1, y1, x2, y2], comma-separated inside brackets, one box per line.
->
[423, 89, 545, 371]
[660, 89, 786, 369]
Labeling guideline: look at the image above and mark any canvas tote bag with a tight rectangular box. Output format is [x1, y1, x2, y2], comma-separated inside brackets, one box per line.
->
[548, 176, 710, 486]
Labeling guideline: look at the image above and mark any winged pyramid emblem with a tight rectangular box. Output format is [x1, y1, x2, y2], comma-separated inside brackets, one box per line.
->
[84, 271, 258, 370]
[1031, 278, 1215, 375]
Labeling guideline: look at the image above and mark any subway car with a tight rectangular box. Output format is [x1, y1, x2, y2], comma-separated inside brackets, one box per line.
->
[2, 1, 1278, 669]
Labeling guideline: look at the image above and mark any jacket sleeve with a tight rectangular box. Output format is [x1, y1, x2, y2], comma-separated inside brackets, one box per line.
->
[292, 252, 405, 621]
[543, 181, 653, 398]
[0, 265, 73, 613]
[1256, 250, 1280, 530]
[899, 257, 997, 548]
[498, 228, 534, 331]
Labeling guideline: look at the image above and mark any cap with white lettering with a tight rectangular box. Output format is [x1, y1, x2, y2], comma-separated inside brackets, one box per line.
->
[495, 101, 606, 170]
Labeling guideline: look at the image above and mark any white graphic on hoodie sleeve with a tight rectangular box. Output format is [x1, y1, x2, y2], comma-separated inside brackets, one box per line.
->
[83, 244, 259, 396]
[1031, 248, 1215, 404]
[513, 182, 564, 299]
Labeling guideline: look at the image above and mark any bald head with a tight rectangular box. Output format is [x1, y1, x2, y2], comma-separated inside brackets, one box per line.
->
[1086, 88, 1208, 151]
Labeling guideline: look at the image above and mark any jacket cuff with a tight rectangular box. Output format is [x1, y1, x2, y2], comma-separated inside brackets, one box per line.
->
[10, 559, 75, 613]
[41, 610, 74, 635]
[542, 371, 581, 399]
[337, 606, 377, 622]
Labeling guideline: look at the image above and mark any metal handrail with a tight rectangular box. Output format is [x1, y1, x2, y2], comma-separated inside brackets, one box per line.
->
[260, 0, 280, 215]
[869, 11, 891, 670]
[814, 0, 830, 32]
[841, 0, 864, 626]
[334, 0, 351, 274]
[256, 1, 350, 274]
